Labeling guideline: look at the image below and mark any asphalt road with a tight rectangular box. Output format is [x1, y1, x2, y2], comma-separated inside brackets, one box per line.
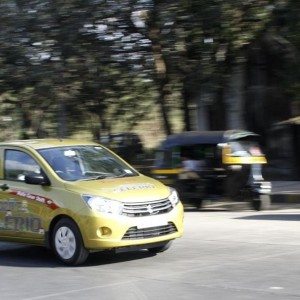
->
[0, 208, 300, 300]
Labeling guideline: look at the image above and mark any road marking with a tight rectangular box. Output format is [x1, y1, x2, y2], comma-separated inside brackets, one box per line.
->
[23, 279, 141, 300]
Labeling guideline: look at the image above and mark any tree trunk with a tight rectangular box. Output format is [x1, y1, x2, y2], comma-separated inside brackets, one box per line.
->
[210, 75, 227, 130]
[182, 83, 192, 131]
[148, 3, 172, 136]
[156, 77, 172, 135]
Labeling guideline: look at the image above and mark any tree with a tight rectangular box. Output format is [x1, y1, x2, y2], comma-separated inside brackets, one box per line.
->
[0, 0, 297, 141]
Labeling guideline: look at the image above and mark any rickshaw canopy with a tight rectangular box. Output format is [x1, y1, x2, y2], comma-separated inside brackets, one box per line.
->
[159, 130, 259, 150]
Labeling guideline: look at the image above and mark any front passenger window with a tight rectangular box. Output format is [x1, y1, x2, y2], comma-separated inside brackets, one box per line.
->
[5, 150, 41, 181]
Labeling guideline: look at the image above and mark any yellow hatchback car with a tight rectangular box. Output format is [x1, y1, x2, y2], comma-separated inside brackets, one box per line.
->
[0, 139, 184, 265]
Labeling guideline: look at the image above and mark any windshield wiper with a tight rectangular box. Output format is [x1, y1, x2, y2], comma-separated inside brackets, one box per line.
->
[114, 173, 137, 178]
[77, 174, 110, 181]
[77, 172, 137, 181]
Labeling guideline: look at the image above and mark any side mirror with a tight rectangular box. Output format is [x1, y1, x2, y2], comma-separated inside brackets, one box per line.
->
[25, 173, 50, 186]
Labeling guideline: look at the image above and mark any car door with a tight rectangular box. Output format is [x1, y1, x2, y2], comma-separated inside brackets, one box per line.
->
[0, 147, 49, 242]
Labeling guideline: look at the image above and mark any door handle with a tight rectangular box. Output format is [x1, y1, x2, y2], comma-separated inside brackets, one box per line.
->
[0, 184, 9, 191]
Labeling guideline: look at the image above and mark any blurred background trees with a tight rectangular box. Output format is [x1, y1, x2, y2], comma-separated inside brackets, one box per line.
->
[0, 0, 298, 146]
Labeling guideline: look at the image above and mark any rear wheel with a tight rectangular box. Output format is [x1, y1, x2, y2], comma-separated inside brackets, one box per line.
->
[52, 218, 89, 265]
[252, 199, 261, 211]
[251, 195, 271, 211]
[147, 241, 172, 254]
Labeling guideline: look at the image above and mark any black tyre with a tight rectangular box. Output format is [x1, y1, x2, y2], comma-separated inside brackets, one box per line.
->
[52, 218, 89, 265]
[192, 199, 203, 210]
[251, 195, 271, 211]
[251, 199, 262, 211]
[147, 241, 172, 254]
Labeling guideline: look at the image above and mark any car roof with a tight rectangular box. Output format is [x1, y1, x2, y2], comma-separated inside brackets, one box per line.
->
[0, 139, 99, 150]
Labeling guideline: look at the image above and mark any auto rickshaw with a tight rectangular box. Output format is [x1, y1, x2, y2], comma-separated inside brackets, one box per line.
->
[99, 132, 144, 164]
[151, 130, 272, 210]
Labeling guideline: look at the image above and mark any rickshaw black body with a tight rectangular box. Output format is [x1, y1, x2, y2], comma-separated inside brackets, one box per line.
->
[151, 130, 271, 210]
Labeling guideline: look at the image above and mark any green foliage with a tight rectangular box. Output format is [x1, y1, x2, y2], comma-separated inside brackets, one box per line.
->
[0, 0, 298, 141]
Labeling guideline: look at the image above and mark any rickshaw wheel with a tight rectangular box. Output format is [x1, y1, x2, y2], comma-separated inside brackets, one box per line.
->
[195, 200, 203, 210]
[251, 195, 271, 211]
[252, 199, 262, 211]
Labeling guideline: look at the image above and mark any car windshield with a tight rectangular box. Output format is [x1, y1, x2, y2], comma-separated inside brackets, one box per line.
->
[38, 145, 138, 181]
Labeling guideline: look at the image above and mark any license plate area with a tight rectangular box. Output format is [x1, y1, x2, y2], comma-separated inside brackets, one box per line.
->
[137, 219, 168, 229]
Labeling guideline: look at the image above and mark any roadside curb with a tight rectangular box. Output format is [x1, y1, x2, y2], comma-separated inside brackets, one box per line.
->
[271, 193, 300, 204]
[270, 181, 300, 205]
[183, 194, 300, 211]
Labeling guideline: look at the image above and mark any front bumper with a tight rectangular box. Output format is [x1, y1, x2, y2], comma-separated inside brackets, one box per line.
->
[79, 202, 184, 251]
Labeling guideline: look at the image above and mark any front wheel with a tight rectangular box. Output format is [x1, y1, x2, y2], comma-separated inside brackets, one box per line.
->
[147, 241, 172, 254]
[52, 218, 89, 265]
[251, 195, 271, 211]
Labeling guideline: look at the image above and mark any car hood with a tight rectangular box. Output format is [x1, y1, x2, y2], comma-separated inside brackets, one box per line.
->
[64, 175, 171, 202]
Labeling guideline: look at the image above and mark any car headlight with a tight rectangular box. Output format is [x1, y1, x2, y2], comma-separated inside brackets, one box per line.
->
[82, 195, 123, 215]
[168, 188, 180, 207]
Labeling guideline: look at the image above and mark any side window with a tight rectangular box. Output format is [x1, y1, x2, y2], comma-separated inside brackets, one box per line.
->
[154, 150, 172, 168]
[5, 150, 41, 181]
[172, 147, 182, 168]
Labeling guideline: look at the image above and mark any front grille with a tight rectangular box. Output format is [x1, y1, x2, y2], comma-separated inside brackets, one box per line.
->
[122, 222, 177, 240]
[122, 198, 173, 217]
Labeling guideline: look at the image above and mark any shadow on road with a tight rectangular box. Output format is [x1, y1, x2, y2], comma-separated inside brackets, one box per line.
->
[85, 250, 155, 267]
[184, 204, 229, 212]
[0, 244, 58, 267]
[184, 206, 231, 212]
[0, 243, 155, 268]
[235, 214, 300, 221]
